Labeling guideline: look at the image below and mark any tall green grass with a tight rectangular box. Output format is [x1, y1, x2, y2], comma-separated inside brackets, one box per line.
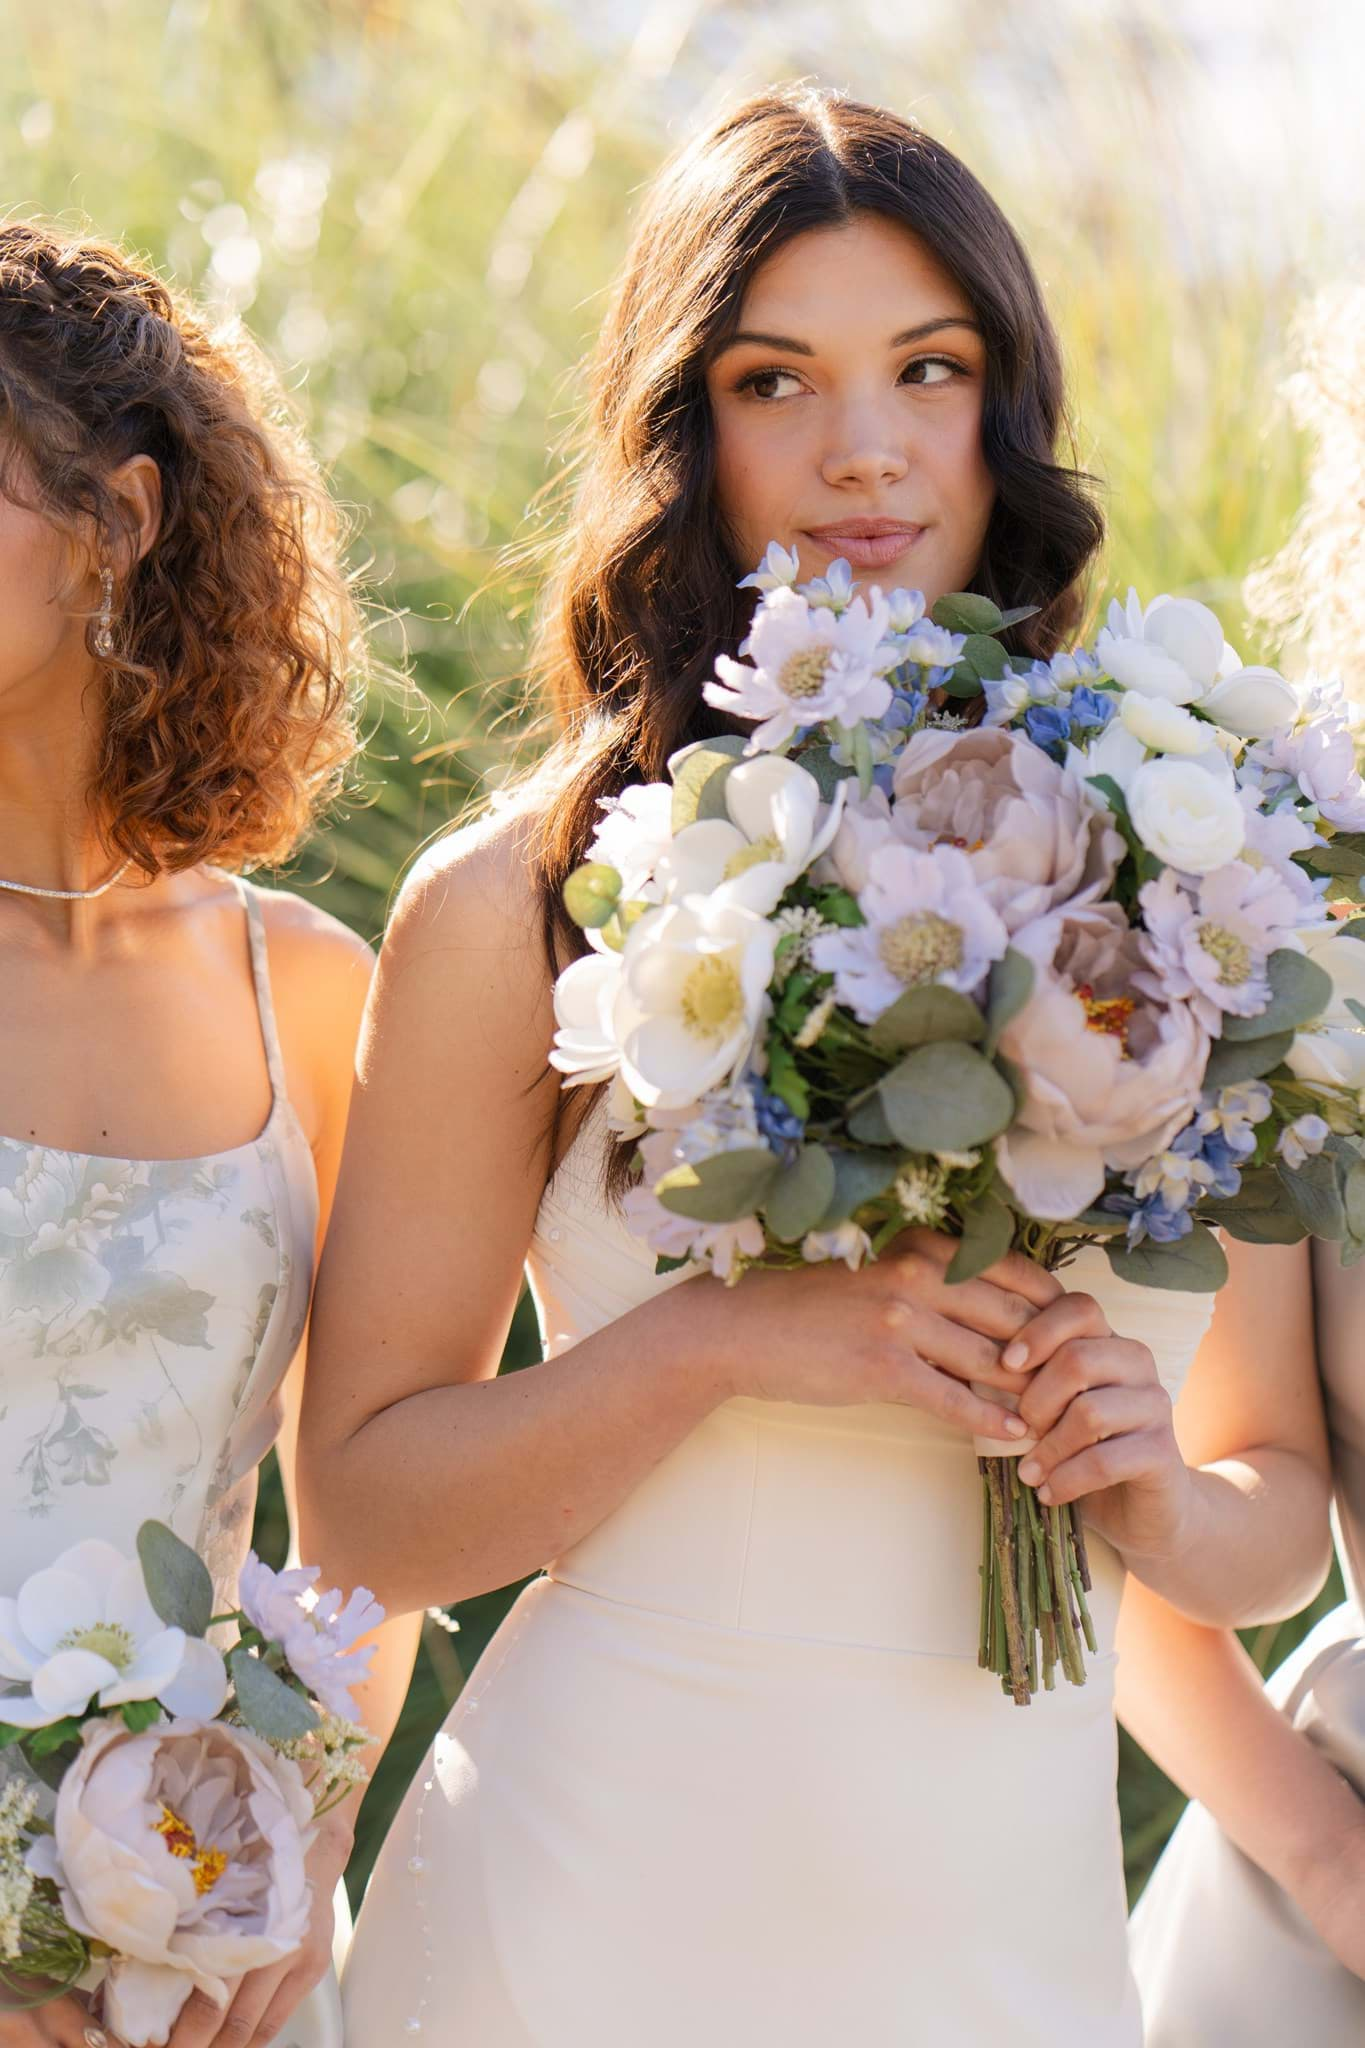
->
[0, 0, 1345, 1906]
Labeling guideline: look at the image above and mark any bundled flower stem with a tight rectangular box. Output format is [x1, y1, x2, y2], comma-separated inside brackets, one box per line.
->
[978, 1458, 1096, 1703]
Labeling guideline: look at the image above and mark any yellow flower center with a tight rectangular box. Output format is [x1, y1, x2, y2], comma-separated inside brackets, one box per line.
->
[722, 834, 783, 879]
[679, 954, 745, 1039]
[778, 648, 833, 700]
[1077, 982, 1136, 1050]
[877, 912, 964, 986]
[1197, 921, 1252, 987]
[58, 1623, 134, 1670]
[155, 1804, 228, 1896]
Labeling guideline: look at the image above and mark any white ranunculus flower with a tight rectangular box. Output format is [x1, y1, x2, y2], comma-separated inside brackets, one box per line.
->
[1201, 664, 1299, 739]
[1096, 589, 1226, 705]
[654, 756, 845, 914]
[1126, 757, 1246, 874]
[1286, 925, 1365, 1092]
[0, 1539, 227, 1731]
[29, 1717, 314, 2046]
[1118, 691, 1211, 755]
[549, 950, 625, 1087]
[613, 896, 777, 1110]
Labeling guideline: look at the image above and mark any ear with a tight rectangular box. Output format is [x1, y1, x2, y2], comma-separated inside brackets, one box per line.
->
[105, 453, 163, 573]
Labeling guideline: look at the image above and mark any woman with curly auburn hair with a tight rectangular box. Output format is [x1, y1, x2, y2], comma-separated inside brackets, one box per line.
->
[1123, 282, 1365, 2044]
[0, 221, 418, 2048]
[310, 87, 1328, 2045]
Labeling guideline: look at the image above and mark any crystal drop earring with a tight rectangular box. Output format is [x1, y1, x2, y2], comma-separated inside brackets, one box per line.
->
[93, 564, 115, 658]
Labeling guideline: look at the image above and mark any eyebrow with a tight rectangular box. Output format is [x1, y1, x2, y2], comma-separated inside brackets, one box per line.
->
[712, 316, 985, 360]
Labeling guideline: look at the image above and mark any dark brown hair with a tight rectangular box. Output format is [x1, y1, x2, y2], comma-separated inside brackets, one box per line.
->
[525, 87, 1103, 982]
[0, 218, 366, 874]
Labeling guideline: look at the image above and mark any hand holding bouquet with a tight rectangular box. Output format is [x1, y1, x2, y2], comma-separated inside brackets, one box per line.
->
[550, 543, 1365, 1703]
[0, 1526, 382, 2044]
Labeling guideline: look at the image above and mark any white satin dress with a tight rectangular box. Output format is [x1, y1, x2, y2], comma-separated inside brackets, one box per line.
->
[1130, 1240, 1365, 2043]
[343, 1104, 1215, 2045]
[0, 877, 343, 2048]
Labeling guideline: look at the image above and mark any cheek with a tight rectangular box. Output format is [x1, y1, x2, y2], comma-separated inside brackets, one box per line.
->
[0, 527, 83, 684]
[711, 407, 798, 565]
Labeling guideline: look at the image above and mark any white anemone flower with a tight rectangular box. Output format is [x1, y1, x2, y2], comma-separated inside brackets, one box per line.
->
[549, 949, 625, 1087]
[810, 842, 1009, 1024]
[613, 896, 777, 1110]
[0, 1539, 227, 1730]
[654, 756, 847, 914]
[587, 782, 675, 898]
[703, 585, 894, 750]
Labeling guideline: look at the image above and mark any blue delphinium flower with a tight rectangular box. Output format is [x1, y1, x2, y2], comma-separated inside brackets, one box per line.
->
[1023, 702, 1073, 756]
[748, 1078, 804, 1163]
[1068, 684, 1116, 734]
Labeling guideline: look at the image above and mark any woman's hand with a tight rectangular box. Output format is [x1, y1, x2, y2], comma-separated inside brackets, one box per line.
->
[1002, 1289, 1194, 1561]
[161, 1814, 351, 2047]
[0, 1996, 122, 2046]
[702, 1228, 1064, 1442]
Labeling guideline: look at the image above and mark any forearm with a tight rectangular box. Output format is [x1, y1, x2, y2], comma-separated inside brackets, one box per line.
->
[1116, 1574, 1365, 1901]
[1120, 1446, 1332, 1625]
[299, 1279, 733, 1614]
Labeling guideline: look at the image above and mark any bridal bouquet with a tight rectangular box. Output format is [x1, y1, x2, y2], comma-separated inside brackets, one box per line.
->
[549, 543, 1365, 1705]
[0, 1524, 382, 2043]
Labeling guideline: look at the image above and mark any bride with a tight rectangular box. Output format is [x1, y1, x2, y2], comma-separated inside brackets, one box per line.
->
[303, 88, 1331, 2044]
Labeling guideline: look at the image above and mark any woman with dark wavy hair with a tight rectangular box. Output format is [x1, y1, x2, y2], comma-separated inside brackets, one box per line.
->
[304, 88, 1257, 2043]
[0, 223, 418, 2048]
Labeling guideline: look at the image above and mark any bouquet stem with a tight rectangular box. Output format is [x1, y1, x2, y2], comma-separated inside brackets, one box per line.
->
[977, 1456, 1095, 1705]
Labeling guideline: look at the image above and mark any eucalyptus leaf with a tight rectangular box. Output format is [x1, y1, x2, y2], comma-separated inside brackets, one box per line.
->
[1341, 1145, 1365, 1243]
[1346, 999, 1365, 1029]
[1069, 1208, 1132, 1236]
[1105, 1224, 1229, 1292]
[958, 632, 1010, 681]
[867, 984, 984, 1056]
[765, 1145, 837, 1244]
[1201, 1031, 1295, 1090]
[1277, 1151, 1346, 1240]
[655, 1147, 780, 1224]
[815, 1149, 901, 1228]
[947, 1193, 1014, 1283]
[1222, 948, 1333, 1040]
[794, 745, 857, 803]
[1213, 1167, 1309, 1245]
[1304, 841, 1365, 878]
[848, 1094, 896, 1146]
[931, 592, 1003, 636]
[984, 949, 1034, 1057]
[229, 1648, 319, 1743]
[998, 605, 1041, 630]
[1338, 918, 1365, 943]
[668, 734, 748, 834]
[138, 1520, 213, 1638]
[878, 1043, 1015, 1152]
[942, 665, 986, 701]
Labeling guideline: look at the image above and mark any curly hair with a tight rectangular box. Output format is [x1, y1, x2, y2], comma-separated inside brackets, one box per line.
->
[0, 218, 365, 873]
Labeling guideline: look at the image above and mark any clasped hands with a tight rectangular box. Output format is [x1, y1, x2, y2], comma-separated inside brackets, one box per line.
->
[899, 1230, 1195, 1567]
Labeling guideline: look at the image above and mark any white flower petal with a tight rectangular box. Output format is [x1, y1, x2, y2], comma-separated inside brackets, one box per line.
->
[1203, 666, 1299, 740]
[99, 1627, 186, 1707]
[0, 1597, 42, 1680]
[157, 1638, 229, 1719]
[31, 1647, 120, 1716]
[106, 1559, 165, 1643]
[0, 1688, 69, 1729]
[995, 1128, 1106, 1221]
[17, 1566, 102, 1655]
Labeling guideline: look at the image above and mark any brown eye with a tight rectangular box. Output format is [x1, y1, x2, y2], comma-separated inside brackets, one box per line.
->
[738, 367, 805, 401]
[902, 356, 961, 387]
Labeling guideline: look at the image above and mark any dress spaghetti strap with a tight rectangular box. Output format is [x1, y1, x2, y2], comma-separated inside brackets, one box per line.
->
[231, 874, 289, 1110]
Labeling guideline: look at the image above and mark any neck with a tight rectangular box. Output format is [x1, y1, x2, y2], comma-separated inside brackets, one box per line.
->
[0, 672, 127, 913]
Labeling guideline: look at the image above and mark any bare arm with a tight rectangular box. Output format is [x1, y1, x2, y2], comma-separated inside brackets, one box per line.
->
[296, 818, 1064, 1617]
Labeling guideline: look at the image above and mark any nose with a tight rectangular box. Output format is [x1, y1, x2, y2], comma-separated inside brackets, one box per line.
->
[820, 396, 910, 493]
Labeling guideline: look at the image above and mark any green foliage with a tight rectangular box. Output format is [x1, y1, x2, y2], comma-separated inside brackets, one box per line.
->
[878, 1042, 1015, 1152]
[1222, 949, 1334, 1040]
[138, 1521, 214, 1638]
[655, 1148, 780, 1223]
[1105, 1222, 1229, 1292]
[230, 1647, 321, 1743]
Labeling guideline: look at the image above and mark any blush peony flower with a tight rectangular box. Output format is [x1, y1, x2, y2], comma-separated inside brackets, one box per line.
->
[888, 726, 1124, 933]
[0, 1539, 226, 1731]
[702, 585, 895, 750]
[809, 842, 1009, 1024]
[995, 902, 1211, 1218]
[27, 1717, 314, 2046]
[1135, 862, 1303, 1032]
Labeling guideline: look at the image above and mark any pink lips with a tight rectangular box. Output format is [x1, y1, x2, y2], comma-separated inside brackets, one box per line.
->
[801, 520, 925, 572]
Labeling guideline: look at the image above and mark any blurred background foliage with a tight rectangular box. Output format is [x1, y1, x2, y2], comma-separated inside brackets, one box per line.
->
[3, 0, 1361, 1906]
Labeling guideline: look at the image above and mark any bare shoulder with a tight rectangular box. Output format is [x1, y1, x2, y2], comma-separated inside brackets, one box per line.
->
[386, 804, 548, 990]
[252, 884, 375, 1002]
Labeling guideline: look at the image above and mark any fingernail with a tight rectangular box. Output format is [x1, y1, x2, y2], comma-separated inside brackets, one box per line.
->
[1017, 1459, 1041, 1485]
[1005, 1415, 1029, 1439]
[1036, 1484, 1053, 1505]
[1002, 1340, 1029, 1370]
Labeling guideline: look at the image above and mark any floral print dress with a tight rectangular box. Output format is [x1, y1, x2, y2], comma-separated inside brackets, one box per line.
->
[0, 877, 316, 1621]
